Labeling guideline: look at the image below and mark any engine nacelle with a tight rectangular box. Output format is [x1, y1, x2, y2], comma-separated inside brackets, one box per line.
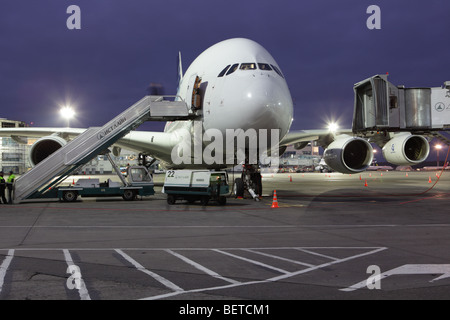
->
[382, 133, 429, 166]
[323, 135, 373, 174]
[29, 135, 67, 166]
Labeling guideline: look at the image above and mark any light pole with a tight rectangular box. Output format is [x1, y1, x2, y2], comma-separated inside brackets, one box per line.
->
[60, 106, 75, 128]
[435, 144, 442, 168]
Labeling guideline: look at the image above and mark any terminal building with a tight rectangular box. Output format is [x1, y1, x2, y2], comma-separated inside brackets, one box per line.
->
[0, 118, 29, 174]
[279, 143, 321, 170]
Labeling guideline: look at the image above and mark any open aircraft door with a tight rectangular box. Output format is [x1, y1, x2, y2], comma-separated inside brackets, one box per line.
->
[187, 75, 202, 110]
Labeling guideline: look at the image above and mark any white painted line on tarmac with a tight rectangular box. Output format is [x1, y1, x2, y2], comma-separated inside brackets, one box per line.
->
[166, 249, 240, 285]
[63, 249, 91, 300]
[296, 248, 340, 261]
[213, 249, 290, 274]
[115, 249, 183, 292]
[143, 247, 388, 300]
[242, 249, 315, 267]
[0, 250, 14, 295]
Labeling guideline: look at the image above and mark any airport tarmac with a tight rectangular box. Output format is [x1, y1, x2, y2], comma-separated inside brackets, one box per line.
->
[0, 170, 449, 301]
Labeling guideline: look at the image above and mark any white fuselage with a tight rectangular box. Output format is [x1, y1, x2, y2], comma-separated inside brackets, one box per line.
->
[124, 38, 294, 169]
[164, 39, 293, 168]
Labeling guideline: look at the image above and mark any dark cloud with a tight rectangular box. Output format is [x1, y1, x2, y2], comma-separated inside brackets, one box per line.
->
[0, 0, 449, 131]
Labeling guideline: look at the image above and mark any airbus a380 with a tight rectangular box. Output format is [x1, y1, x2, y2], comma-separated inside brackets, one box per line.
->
[0, 38, 431, 198]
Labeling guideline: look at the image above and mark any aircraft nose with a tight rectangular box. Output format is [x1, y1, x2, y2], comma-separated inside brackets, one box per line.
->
[239, 76, 293, 138]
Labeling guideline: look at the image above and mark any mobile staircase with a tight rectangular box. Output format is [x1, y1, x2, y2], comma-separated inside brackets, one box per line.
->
[13, 95, 195, 202]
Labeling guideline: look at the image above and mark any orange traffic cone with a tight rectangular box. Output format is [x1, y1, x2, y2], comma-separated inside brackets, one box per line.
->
[364, 179, 368, 187]
[406, 173, 408, 177]
[271, 190, 279, 208]
[290, 175, 292, 182]
[359, 175, 362, 180]
[428, 176, 432, 183]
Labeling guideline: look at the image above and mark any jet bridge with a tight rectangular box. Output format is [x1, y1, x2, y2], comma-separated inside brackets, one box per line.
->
[353, 74, 450, 133]
[13, 95, 196, 202]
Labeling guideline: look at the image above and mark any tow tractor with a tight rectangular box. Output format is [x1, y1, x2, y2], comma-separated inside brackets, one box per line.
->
[32, 151, 155, 202]
[163, 170, 229, 205]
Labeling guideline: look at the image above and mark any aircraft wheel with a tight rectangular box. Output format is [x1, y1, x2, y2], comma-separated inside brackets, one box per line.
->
[63, 191, 78, 202]
[252, 172, 262, 197]
[234, 178, 244, 198]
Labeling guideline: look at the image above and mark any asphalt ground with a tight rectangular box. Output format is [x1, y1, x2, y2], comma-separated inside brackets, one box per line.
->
[0, 170, 450, 302]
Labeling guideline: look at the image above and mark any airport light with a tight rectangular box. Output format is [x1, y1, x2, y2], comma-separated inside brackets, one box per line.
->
[435, 144, 443, 167]
[60, 106, 75, 127]
[327, 122, 339, 133]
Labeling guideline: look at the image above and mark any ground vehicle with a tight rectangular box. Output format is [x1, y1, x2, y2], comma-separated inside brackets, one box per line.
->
[57, 166, 154, 202]
[163, 170, 229, 205]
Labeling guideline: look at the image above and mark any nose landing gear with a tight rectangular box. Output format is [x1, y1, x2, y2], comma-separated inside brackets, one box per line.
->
[233, 164, 262, 201]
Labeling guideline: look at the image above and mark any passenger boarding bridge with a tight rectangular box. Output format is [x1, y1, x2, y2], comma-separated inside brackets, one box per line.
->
[353, 74, 450, 144]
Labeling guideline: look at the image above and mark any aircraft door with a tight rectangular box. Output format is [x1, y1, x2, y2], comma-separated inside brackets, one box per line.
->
[188, 74, 202, 110]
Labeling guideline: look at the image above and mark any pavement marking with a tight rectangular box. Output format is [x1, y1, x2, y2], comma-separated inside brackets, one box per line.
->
[341, 264, 450, 292]
[62, 249, 91, 300]
[213, 249, 290, 274]
[166, 249, 240, 285]
[115, 249, 183, 292]
[0, 247, 388, 299]
[0, 250, 14, 295]
[295, 248, 340, 261]
[242, 249, 315, 268]
[143, 247, 388, 300]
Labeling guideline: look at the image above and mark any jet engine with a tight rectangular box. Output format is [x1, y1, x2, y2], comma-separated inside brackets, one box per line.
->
[382, 133, 429, 166]
[323, 135, 373, 174]
[29, 135, 67, 166]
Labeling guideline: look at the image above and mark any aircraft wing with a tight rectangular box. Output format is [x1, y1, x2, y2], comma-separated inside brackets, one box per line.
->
[0, 127, 85, 141]
[0, 127, 176, 165]
[280, 129, 353, 148]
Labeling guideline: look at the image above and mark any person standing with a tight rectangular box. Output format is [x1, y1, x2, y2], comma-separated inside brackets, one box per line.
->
[0, 172, 7, 204]
[6, 171, 15, 204]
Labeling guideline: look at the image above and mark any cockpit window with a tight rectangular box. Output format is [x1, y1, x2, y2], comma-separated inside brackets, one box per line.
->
[218, 65, 231, 77]
[271, 65, 284, 78]
[226, 63, 239, 75]
[240, 63, 257, 70]
[258, 63, 272, 71]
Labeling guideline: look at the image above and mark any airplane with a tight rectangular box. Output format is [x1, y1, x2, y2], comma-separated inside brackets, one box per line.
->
[0, 38, 431, 199]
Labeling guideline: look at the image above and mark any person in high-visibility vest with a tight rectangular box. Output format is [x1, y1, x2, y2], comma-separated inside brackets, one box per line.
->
[6, 171, 15, 204]
[0, 172, 7, 204]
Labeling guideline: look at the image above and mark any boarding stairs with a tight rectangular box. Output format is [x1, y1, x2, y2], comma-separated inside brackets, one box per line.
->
[13, 95, 195, 202]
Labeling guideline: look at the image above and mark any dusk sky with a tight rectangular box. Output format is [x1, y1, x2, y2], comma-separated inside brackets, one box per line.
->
[1, 0, 449, 133]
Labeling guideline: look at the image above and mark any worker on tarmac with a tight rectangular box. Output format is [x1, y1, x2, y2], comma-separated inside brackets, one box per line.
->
[0, 172, 7, 204]
[6, 171, 16, 204]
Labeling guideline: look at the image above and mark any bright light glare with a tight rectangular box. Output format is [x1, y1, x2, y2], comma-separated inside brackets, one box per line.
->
[435, 144, 443, 150]
[328, 122, 339, 133]
[60, 106, 75, 120]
